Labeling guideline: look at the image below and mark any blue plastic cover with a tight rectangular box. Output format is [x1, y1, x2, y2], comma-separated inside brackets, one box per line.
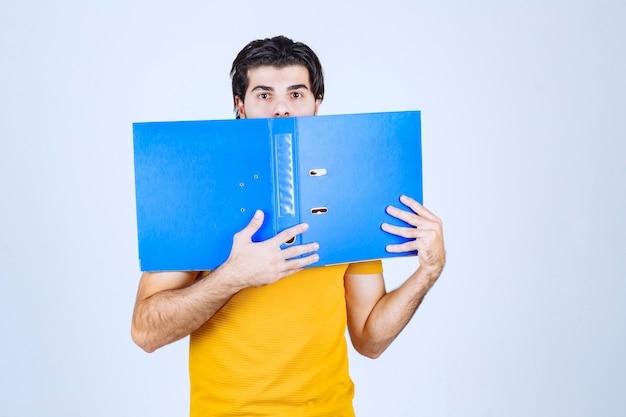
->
[133, 111, 422, 271]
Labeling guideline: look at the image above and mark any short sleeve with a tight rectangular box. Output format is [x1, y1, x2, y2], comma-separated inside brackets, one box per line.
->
[344, 260, 383, 275]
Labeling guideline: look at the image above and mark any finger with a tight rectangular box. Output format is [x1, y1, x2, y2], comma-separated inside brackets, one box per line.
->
[381, 222, 420, 239]
[399, 195, 440, 222]
[284, 253, 320, 270]
[273, 223, 310, 245]
[385, 205, 427, 228]
[236, 210, 265, 239]
[282, 242, 319, 260]
[386, 241, 418, 253]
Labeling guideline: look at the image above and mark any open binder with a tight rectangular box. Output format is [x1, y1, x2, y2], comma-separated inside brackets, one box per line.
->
[133, 111, 422, 271]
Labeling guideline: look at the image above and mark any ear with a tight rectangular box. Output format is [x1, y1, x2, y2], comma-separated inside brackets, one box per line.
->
[235, 96, 246, 119]
[313, 97, 322, 116]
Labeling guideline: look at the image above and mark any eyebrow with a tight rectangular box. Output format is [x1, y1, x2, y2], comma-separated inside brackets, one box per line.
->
[287, 84, 310, 91]
[250, 84, 310, 92]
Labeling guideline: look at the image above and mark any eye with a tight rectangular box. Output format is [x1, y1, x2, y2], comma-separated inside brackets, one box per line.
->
[258, 92, 270, 100]
[291, 91, 303, 99]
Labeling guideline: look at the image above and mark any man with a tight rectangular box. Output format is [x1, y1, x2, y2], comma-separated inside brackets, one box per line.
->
[132, 35, 445, 417]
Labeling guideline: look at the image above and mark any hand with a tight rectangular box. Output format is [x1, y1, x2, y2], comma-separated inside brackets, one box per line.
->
[221, 210, 319, 288]
[382, 195, 445, 275]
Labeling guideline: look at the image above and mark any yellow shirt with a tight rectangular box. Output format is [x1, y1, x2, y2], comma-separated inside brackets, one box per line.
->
[189, 260, 383, 417]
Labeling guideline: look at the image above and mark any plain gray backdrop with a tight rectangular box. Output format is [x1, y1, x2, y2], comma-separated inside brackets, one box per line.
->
[1, 0, 624, 416]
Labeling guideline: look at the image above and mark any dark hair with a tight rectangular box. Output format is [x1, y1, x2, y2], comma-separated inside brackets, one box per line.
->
[230, 35, 325, 118]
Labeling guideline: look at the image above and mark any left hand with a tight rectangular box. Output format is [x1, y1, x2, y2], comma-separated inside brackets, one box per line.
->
[382, 195, 446, 275]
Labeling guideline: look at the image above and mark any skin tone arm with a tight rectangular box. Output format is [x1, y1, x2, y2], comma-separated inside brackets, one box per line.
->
[131, 210, 319, 353]
[345, 195, 445, 359]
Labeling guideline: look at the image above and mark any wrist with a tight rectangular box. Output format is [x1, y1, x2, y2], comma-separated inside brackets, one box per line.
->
[209, 260, 248, 294]
[415, 262, 444, 286]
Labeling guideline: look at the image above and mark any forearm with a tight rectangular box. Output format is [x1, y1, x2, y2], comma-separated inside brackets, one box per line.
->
[354, 265, 441, 358]
[131, 214, 320, 353]
[131, 269, 243, 353]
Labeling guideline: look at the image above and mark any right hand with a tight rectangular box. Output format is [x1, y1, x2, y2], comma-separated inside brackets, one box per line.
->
[221, 210, 319, 288]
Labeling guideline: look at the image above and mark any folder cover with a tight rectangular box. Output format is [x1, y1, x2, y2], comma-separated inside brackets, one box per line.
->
[133, 111, 422, 271]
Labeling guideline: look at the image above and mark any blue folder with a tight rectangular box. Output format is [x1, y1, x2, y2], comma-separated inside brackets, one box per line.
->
[133, 111, 422, 271]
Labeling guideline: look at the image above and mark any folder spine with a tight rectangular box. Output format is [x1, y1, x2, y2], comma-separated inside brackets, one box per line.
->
[274, 133, 296, 217]
[269, 118, 301, 245]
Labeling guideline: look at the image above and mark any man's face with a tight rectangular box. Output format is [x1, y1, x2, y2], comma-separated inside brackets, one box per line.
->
[235, 65, 321, 119]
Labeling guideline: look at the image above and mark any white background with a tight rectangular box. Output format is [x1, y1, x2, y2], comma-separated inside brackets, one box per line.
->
[1, 1, 625, 416]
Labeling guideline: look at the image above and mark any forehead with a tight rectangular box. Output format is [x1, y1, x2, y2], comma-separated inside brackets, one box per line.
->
[246, 65, 311, 90]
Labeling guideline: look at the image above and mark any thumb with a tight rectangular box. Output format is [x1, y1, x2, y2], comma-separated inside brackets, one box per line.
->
[238, 210, 264, 240]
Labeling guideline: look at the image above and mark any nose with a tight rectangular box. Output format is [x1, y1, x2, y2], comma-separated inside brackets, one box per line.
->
[272, 99, 291, 118]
